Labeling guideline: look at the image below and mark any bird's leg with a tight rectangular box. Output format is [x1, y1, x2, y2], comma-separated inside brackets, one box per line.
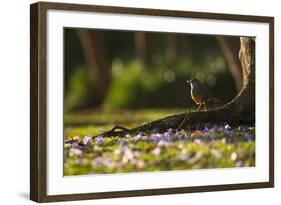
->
[203, 103, 207, 111]
[197, 104, 202, 111]
[177, 110, 191, 130]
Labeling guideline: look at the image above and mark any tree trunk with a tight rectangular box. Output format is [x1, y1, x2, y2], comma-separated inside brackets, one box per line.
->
[166, 34, 181, 63]
[216, 36, 243, 92]
[79, 30, 111, 105]
[97, 37, 255, 137]
[134, 32, 153, 68]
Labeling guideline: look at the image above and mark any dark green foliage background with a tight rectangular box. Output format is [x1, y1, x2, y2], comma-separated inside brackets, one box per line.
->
[64, 29, 237, 112]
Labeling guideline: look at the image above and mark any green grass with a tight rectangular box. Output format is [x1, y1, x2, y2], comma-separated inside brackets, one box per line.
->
[64, 109, 185, 137]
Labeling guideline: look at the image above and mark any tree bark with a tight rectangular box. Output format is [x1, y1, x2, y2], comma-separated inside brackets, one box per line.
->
[134, 32, 153, 68]
[79, 30, 111, 105]
[97, 37, 255, 137]
[166, 34, 181, 63]
[216, 36, 243, 92]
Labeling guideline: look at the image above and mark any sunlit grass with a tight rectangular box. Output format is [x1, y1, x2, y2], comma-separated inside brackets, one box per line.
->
[64, 109, 186, 137]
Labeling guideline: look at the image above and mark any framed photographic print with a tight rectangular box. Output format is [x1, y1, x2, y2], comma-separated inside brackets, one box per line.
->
[30, 1, 274, 202]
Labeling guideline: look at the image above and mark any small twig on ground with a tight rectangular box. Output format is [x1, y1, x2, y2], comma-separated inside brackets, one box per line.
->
[177, 111, 191, 130]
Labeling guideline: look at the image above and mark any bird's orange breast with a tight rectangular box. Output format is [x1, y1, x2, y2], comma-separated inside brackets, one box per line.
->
[191, 89, 206, 104]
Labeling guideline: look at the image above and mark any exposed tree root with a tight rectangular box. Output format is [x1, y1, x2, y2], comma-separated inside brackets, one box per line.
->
[92, 125, 131, 138]
[92, 104, 254, 138]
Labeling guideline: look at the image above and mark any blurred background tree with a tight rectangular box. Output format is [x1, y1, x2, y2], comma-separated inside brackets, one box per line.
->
[64, 28, 241, 113]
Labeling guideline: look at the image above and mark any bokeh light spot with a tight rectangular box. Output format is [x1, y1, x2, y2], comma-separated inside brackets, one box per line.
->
[164, 70, 176, 82]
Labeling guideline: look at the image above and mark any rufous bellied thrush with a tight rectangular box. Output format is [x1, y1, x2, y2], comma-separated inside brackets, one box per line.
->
[187, 78, 213, 111]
